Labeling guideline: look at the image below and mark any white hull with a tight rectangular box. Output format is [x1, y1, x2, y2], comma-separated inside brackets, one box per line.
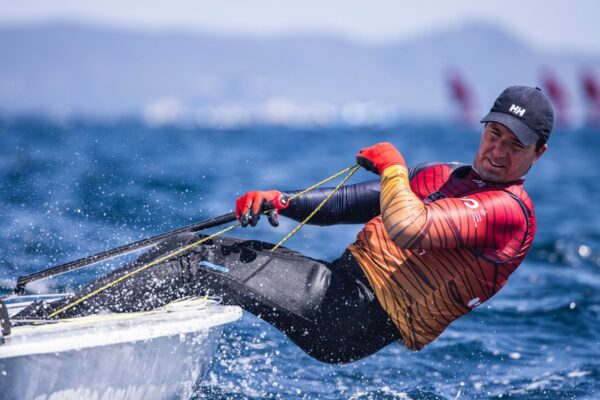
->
[0, 297, 242, 400]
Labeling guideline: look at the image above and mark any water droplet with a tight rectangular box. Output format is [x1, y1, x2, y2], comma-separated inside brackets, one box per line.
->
[578, 245, 591, 258]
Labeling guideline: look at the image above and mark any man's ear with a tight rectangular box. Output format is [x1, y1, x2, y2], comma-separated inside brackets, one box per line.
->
[534, 143, 548, 162]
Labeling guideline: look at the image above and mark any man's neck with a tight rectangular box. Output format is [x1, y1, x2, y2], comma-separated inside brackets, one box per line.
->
[468, 165, 526, 184]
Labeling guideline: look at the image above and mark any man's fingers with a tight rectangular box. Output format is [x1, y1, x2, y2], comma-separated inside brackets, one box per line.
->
[356, 155, 379, 175]
[240, 211, 250, 227]
[247, 198, 264, 227]
[249, 214, 259, 227]
[235, 191, 283, 228]
[235, 196, 245, 219]
[267, 209, 279, 227]
[252, 196, 264, 215]
[241, 196, 253, 215]
[238, 194, 257, 226]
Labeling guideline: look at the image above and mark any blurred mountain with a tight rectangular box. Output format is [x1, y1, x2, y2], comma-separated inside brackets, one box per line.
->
[0, 22, 599, 125]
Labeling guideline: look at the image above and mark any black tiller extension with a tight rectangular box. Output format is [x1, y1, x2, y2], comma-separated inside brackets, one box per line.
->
[13, 212, 237, 295]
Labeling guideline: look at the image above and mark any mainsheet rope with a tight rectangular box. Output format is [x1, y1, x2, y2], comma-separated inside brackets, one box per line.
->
[48, 164, 360, 318]
[270, 164, 360, 251]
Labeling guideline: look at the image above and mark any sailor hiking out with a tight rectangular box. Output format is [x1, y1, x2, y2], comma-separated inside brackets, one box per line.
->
[16, 85, 555, 364]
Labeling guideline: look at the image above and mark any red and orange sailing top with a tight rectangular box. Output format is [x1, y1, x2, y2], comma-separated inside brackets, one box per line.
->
[348, 162, 536, 350]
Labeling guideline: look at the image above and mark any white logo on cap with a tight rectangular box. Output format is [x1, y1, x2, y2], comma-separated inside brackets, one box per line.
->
[509, 104, 526, 117]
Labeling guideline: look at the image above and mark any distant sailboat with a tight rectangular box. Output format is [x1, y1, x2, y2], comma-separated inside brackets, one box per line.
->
[581, 69, 600, 128]
[446, 69, 476, 127]
[540, 69, 569, 127]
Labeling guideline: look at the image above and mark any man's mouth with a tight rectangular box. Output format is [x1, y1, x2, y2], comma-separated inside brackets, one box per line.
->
[487, 158, 505, 169]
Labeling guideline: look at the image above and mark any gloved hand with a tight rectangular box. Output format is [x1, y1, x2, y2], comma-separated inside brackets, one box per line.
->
[356, 142, 406, 175]
[235, 190, 288, 227]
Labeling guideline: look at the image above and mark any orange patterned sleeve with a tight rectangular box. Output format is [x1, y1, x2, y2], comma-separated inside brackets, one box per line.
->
[379, 165, 527, 259]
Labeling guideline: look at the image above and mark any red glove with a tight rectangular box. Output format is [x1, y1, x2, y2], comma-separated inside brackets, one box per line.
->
[235, 190, 288, 227]
[356, 142, 406, 175]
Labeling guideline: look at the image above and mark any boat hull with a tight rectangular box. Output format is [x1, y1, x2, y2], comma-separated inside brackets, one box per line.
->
[0, 298, 242, 400]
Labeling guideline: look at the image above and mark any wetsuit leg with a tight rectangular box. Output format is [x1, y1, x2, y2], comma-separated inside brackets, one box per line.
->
[180, 235, 401, 363]
[17, 233, 401, 363]
[15, 233, 205, 318]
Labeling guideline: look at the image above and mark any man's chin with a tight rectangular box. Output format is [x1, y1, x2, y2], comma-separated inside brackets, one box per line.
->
[472, 161, 508, 182]
[477, 168, 506, 183]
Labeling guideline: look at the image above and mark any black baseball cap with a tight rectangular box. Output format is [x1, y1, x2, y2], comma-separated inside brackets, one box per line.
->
[480, 86, 555, 146]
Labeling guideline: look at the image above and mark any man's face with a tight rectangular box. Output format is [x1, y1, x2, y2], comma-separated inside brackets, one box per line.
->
[472, 122, 547, 182]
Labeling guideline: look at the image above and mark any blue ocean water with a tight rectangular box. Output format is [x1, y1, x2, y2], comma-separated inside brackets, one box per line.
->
[0, 118, 599, 399]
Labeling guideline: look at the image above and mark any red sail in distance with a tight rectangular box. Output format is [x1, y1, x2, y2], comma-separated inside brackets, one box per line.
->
[447, 70, 476, 127]
[541, 69, 569, 127]
[582, 69, 600, 128]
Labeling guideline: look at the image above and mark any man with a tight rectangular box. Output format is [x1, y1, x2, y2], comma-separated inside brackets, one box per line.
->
[20, 86, 553, 364]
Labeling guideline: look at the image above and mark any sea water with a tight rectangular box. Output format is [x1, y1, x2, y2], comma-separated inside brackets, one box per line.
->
[0, 118, 599, 399]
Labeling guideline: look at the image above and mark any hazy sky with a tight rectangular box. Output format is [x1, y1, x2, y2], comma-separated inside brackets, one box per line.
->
[1, 0, 600, 53]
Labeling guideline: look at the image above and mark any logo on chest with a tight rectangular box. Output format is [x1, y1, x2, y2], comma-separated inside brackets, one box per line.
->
[458, 197, 488, 225]
[424, 191, 488, 225]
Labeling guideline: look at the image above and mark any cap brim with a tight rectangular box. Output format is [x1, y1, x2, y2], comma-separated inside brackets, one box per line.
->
[480, 112, 540, 146]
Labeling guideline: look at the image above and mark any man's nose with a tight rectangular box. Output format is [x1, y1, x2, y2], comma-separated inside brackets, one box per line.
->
[490, 141, 508, 158]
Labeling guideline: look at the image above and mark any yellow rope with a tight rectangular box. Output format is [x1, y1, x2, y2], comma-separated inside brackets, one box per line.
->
[48, 164, 359, 319]
[285, 165, 356, 202]
[271, 164, 360, 251]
